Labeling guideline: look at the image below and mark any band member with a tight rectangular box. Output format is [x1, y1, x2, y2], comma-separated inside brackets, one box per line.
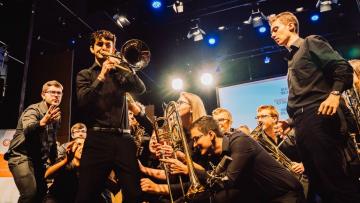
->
[269, 12, 360, 202]
[141, 92, 207, 199]
[186, 116, 305, 202]
[4, 80, 63, 203]
[212, 108, 234, 135]
[76, 29, 146, 203]
[255, 105, 309, 197]
[57, 122, 87, 160]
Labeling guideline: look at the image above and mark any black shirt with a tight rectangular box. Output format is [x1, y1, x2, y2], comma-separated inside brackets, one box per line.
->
[286, 35, 353, 117]
[197, 132, 303, 199]
[76, 63, 146, 128]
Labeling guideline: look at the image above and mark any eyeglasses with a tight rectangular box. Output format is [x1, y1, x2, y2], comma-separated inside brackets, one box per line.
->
[255, 115, 272, 120]
[73, 129, 86, 134]
[45, 90, 63, 96]
[177, 100, 190, 106]
[216, 118, 230, 123]
[192, 134, 204, 144]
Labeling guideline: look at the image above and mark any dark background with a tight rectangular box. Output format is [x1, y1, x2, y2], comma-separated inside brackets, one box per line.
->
[0, 0, 359, 142]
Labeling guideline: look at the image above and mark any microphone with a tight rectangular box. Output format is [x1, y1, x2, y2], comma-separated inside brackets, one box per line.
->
[213, 155, 233, 175]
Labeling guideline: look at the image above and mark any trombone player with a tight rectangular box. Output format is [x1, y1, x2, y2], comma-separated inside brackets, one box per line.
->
[76, 29, 146, 203]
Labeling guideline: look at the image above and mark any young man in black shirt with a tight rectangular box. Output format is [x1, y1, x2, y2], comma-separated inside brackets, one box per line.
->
[269, 12, 360, 202]
[76, 30, 146, 203]
[188, 116, 305, 203]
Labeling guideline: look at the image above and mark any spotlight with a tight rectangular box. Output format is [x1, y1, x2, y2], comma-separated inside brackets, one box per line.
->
[244, 9, 267, 28]
[152, 0, 162, 9]
[113, 14, 130, 28]
[258, 26, 267, 33]
[172, 78, 183, 90]
[316, 0, 338, 12]
[200, 73, 213, 85]
[207, 37, 216, 46]
[172, 1, 183, 13]
[311, 14, 320, 21]
[187, 24, 206, 42]
[218, 26, 225, 31]
[264, 56, 271, 64]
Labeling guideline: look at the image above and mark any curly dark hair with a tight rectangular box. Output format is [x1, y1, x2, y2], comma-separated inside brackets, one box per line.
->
[90, 30, 116, 47]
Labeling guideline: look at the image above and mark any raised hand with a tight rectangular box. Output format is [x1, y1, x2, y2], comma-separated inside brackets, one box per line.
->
[40, 105, 61, 126]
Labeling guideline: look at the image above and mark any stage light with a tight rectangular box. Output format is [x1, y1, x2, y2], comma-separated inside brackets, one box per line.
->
[173, 1, 183, 13]
[113, 14, 130, 28]
[218, 26, 225, 31]
[244, 9, 267, 28]
[187, 24, 206, 42]
[172, 78, 183, 90]
[200, 73, 213, 86]
[311, 14, 319, 21]
[316, 0, 338, 12]
[264, 56, 271, 64]
[208, 37, 216, 45]
[258, 26, 267, 33]
[152, 0, 162, 9]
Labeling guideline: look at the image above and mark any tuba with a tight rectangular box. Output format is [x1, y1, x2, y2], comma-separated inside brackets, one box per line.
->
[153, 101, 205, 202]
[249, 123, 303, 180]
[100, 39, 150, 73]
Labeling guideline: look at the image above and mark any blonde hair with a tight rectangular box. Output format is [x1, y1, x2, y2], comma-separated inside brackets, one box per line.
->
[349, 59, 360, 78]
[71, 122, 87, 133]
[180, 92, 207, 121]
[42, 80, 63, 93]
[257, 105, 279, 119]
[212, 107, 233, 124]
[268, 11, 299, 34]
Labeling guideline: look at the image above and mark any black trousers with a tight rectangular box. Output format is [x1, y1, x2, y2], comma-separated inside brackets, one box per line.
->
[76, 130, 142, 203]
[8, 158, 47, 203]
[293, 106, 360, 203]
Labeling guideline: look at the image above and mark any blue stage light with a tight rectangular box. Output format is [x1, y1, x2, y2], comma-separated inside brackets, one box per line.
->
[258, 26, 267, 33]
[264, 56, 271, 64]
[311, 14, 319, 21]
[208, 37, 216, 45]
[152, 0, 162, 9]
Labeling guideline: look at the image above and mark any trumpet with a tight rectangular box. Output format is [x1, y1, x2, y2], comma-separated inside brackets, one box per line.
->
[100, 39, 150, 73]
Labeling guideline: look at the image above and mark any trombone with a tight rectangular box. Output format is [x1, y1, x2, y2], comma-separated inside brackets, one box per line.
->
[100, 39, 150, 73]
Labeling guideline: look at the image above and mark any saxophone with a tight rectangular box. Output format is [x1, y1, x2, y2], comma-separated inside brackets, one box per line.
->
[249, 123, 302, 180]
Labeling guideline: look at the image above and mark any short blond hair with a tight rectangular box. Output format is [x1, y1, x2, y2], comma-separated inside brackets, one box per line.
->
[212, 107, 233, 123]
[268, 11, 299, 34]
[42, 80, 63, 93]
[257, 105, 279, 119]
[71, 123, 87, 139]
[349, 59, 360, 78]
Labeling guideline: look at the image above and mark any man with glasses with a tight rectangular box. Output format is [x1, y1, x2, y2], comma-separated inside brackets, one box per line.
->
[212, 108, 234, 135]
[5, 80, 63, 203]
[185, 116, 305, 202]
[57, 123, 87, 161]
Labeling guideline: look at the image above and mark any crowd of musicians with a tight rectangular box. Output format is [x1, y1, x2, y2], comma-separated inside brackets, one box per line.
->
[3, 11, 360, 203]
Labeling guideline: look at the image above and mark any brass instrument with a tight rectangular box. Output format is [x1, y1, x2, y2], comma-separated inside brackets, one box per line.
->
[153, 101, 205, 201]
[249, 123, 302, 179]
[100, 39, 150, 73]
